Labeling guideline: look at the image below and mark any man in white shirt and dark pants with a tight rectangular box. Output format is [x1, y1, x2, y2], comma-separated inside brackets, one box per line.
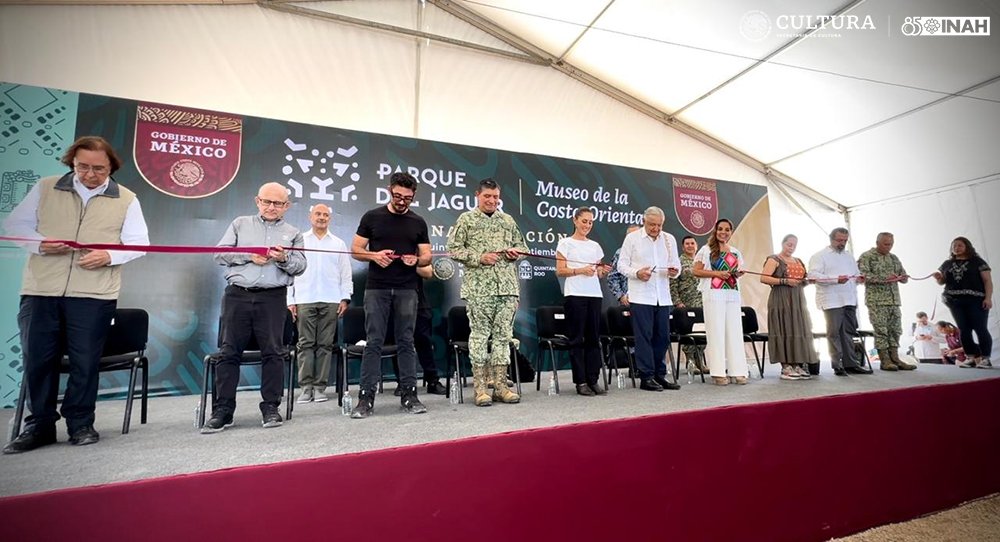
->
[617, 206, 682, 391]
[808, 227, 872, 376]
[288, 204, 353, 403]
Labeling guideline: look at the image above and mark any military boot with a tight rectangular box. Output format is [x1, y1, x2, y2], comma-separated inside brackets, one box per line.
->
[491, 364, 520, 404]
[472, 365, 493, 407]
[878, 349, 899, 371]
[890, 348, 916, 370]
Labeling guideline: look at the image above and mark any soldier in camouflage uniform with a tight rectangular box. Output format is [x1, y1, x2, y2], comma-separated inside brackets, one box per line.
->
[670, 236, 706, 373]
[446, 178, 527, 406]
[857, 232, 915, 371]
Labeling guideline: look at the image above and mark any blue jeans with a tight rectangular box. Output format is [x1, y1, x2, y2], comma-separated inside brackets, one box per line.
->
[629, 303, 672, 379]
[362, 289, 418, 391]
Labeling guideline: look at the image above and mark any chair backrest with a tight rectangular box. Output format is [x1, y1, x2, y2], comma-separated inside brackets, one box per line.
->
[341, 306, 367, 345]
[741, 306, 759, 334]
[671, 307, 696, 335]
[447, 305, 471, 343]
[605, 305, 634, 337]
[103, 308, 149, 356]
[536, 306, 568, 339]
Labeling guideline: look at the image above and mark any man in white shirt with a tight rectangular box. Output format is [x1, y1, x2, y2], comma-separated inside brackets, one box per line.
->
[616, 206, 682, 391]
[808, 227, 871, 376]
[3, 136, 149, 453]
[288, 204, 353, 403]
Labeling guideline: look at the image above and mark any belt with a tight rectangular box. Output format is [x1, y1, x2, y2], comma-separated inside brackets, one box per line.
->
[229, 284, 286, 293]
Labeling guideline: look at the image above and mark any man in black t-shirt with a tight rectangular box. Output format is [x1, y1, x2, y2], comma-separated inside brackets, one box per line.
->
[350, 172, 432, 417]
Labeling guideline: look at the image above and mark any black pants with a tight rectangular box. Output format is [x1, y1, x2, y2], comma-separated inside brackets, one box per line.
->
[946, 296, 992, 358]
[362, 289, 418, 392]
[22, 295, 116, 433]
[215, 286, 287, 415]
[565, 296, 603, 385]
[414, 306, 439, 381]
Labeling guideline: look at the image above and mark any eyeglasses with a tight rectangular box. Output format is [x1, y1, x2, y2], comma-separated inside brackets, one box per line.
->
[257, 198, 288, 208]
[74, 163, 110, 175]
[390, 192, 414, 203]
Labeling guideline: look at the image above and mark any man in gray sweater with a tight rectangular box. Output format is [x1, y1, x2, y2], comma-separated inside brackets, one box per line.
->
[202, 182, 306, 433]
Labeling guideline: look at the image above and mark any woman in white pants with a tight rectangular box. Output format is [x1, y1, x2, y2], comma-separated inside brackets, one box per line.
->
[693, 219, 748, 385]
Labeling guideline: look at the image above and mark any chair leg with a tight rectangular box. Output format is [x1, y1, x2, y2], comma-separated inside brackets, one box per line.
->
[11, 371, 28, 441]
[750, 342, 764, 378]
[666, 348, 678, 384]
[626, 346, 638, 388]
[456, 350, 464, 404]
[509, 343, 522, 397]
[140, 357, 148, 424]
[122, 362, 138, 435]
[548, 344, 560, 394]
[535, 351, 542, 391]
[285, 354, 294, 421]
[199, 356, 212, 428]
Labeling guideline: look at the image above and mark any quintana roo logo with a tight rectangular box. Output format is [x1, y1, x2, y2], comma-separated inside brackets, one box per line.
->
[518, 260, 533, 280]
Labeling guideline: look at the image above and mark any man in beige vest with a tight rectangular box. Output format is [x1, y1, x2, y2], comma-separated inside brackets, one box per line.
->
[3, 136, 149, 453]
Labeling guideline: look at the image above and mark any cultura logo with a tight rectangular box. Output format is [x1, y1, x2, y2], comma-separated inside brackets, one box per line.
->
[901, 17, 990, 36]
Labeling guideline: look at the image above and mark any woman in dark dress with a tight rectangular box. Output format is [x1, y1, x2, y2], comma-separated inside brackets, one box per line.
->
[933, 237, 993, 368]
[760, 234, 818, 380]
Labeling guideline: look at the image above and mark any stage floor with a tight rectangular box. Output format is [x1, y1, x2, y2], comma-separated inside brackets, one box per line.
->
[1, 363, 997, 497]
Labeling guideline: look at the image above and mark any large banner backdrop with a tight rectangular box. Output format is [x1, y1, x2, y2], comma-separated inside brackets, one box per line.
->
[0, 82, 771, 406]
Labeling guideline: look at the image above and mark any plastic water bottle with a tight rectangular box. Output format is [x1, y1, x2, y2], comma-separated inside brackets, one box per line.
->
[193, 404, 201, 429]
[341, 393, 353, 416]
[616, 372, 626, 389]
[449, 372, 460, 406]
[547, 374, 557, 396]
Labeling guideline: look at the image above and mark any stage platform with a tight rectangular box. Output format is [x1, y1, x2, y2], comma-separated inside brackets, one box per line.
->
[1, 363, 996, 498]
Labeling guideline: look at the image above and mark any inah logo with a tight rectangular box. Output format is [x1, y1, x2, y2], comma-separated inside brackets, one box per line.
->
[901, 17, 990, 36]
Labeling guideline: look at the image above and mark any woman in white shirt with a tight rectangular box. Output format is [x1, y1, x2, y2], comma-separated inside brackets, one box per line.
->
[911, 311, 944, 363]
[556, 207, 609, 396]
[692, 218, 748, 385]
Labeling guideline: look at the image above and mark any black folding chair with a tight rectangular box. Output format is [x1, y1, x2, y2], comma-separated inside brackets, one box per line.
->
[11, 308, 150, 439]
[199, 311, 296, 428]
[605, 305, 638, 388]
[534, 306, 571, 394]
[741, 306, 767, 378]
[672, 307, 708, 383]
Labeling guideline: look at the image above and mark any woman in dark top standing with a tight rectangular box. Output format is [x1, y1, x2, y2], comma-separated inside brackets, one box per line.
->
[933, 237, 993, 368]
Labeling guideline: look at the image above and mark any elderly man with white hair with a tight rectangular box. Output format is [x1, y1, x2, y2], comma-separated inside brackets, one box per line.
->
[616, 206, 682, 391]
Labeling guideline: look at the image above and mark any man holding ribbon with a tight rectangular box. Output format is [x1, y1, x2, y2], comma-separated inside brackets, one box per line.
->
[3, 136, 149, 453]
[808, 227, 871, 376]
[858, 232, 916, 371]
[202, 182, 306, 433]
[447, 178, 526, 407]
[350, 172, 431, 418]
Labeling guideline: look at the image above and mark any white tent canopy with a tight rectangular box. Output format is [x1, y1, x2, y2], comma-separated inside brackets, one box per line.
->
[1, 0, 997, 354]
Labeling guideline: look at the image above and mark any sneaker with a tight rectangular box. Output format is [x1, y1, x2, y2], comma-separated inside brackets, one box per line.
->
[400, 386, 428, 414]
[296, 388, 314, 404]
[313, 389, 329, 403]
[200, 413, 234, 434]
[426, 380, 448, 395]
[351, 390, 375, 419]
[68, 425, 100, 446]
[794, 366, 812, 380]
[958, 359, 977, 369]
[976, 358, 992, 369]
[261, 407, 283, 428]
[780, 366, 801, 381]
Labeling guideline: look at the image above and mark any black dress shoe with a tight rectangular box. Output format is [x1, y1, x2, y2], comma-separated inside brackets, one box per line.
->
[68, 425, 100, 446]
[426, 380, 448, 395]
[576, 383, 596, 396]
[846, 366, 873, 375]
[639, 378, 664, 392]
[834, 368, 849, 376]
[3, 427, 57, 454]
[654, 375, 681, 391]
[588, 383, 607, 396]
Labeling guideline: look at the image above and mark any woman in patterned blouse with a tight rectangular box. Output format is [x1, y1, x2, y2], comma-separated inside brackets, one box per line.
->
[933, 237, 993, 368]
[692, 218, 748, 385]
